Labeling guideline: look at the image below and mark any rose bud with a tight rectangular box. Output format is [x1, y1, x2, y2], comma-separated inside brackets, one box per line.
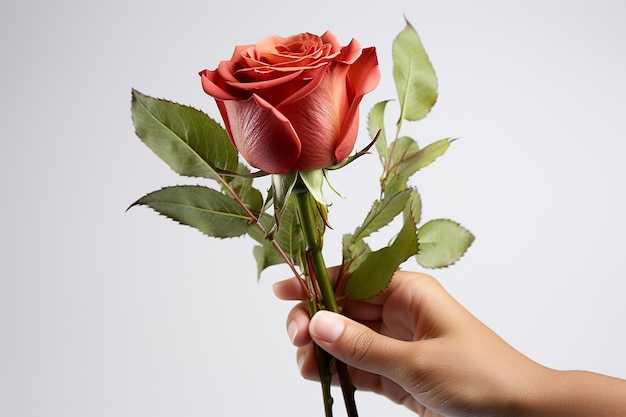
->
[200, 31, 380, 174]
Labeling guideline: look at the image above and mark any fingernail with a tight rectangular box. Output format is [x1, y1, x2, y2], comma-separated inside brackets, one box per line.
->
[287, 321, 298, 344]
[310, 311, 345, 343]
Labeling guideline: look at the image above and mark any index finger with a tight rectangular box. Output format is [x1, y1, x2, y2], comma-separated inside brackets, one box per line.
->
[273, 277, 308, 300]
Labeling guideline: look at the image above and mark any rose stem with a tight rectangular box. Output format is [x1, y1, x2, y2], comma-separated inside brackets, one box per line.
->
[305, 253, 334, 417]
[293, 177, 359, 417]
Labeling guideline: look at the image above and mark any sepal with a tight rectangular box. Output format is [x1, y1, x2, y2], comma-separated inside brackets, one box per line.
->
[299, 169, 326, 205]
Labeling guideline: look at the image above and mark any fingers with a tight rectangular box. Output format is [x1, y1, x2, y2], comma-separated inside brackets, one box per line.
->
[272, 277, 307, 301]
[285, 302, 312, 347]
[308, 310, 414, 383]
[295, 343, 321, 381]
[273, 266, 342, 301]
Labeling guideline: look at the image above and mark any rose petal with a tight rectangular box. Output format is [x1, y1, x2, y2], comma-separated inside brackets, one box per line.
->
[218, 94, 301, 174]
[273, 63, 329, 106]
[199, 67, 242, 100]
[346, 47, 380, 96]
[320, 31, 342, 54]
[280, 64, 351, 171]
[335, 38, 363, 65]
[231, 44, 255, 61]
[334, 46, 380, 162]
[229, 69, 302, 88]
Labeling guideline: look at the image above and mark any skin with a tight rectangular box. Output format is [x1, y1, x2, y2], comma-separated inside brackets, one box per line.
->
[273, 269, 626, 417]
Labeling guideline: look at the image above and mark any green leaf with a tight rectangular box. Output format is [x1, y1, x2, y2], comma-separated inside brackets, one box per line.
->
[131, 89, 238, 181]
[404, 188, 422, 226]
[416, 219, 474, 268]
[299, 169, 326, 205]
[390, 136, 420, 166]
[227, 163, 263, 215]
[342, 233, 374, 280]
[252, 243, 285, 279]
[246, 213, 274, 245]
[368, 100, 390, 165]
[384, 137, 454, 195]
[393, 19, 438, 123]
[248, 194, 311, 278]
[271, 194, 306, 265]
[352, 189, 413, 242]
[383, 136, 418, 195]
[413, 138, 454, 170]
[129, 185, 251, 238]
[344, 213, 419, 300]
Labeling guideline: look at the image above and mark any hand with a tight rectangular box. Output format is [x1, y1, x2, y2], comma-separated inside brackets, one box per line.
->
[274, 269, 626, 417]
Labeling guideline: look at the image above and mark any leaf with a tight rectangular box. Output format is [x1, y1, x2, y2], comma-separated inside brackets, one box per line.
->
[390, 136, 420, 166]
[246, 213, 274, 245]
[352, 189, 413, 242]
[404, 188, 422, 226]
[252, 243, 285, 279]
[409, 137, 453, 172]
[344, 213, 419, 300]
[131, 89, 238, 181]
[341, 233, 372, 273]
[384, 137, 454, 195]
[368, 100, 390, 165]
[392, 19, 438, 123]
[227, 163, 263, 215]
[272, 194, 306, 263]
[129, 185, 251, 238]
[383, 136, 418, 195]
[247, 194, 311, 278]
[416, 219, 474, 268]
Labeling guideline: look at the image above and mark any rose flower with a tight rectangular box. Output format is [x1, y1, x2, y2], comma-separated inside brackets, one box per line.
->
[200, 31, 380, 174]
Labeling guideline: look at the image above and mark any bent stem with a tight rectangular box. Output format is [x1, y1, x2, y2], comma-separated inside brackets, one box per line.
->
[293, 178, 358, 417]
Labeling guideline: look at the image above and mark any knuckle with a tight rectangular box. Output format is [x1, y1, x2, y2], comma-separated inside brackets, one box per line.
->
[348, 330, 378, 363]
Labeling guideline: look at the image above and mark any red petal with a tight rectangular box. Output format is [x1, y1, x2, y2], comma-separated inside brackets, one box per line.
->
[336, 38, 363, 64]
[219, 95, 301, 174]
[334, 47, 380, 163]
[320, 31, 342, 54]
[228, 69, 302, 89]
[232, 44, 256, 61]
[200, 66, 242, 100]
[346, 47, 381, 96]
[281, 64, 350, 171]
[274, 63, 329, 106]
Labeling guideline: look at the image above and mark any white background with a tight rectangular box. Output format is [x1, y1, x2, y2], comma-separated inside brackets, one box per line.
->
[2, 0, 625, 416]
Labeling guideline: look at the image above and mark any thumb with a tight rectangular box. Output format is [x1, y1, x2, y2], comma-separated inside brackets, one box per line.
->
[309, 310, 413, 381]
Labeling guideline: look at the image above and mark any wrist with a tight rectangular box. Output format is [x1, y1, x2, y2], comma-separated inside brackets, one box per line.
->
[515, 367, 626, 417]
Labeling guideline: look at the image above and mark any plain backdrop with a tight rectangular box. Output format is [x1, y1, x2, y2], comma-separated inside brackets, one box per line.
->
[1, 0, 625, 416]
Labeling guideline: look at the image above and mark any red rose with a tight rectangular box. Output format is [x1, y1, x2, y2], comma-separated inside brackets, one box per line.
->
[200, 31, 380, 174]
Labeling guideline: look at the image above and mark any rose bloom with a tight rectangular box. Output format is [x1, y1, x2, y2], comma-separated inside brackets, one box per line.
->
[200, 31, 380, 174]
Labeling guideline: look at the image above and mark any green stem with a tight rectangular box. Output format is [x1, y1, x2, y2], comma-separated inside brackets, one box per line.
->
[294, 187, 338, 313]
[307, 292, 334, 417]
[293, 177, 359, 417]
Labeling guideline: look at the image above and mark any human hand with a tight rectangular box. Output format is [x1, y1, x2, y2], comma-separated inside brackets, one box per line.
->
[273, 269, 547, 417]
